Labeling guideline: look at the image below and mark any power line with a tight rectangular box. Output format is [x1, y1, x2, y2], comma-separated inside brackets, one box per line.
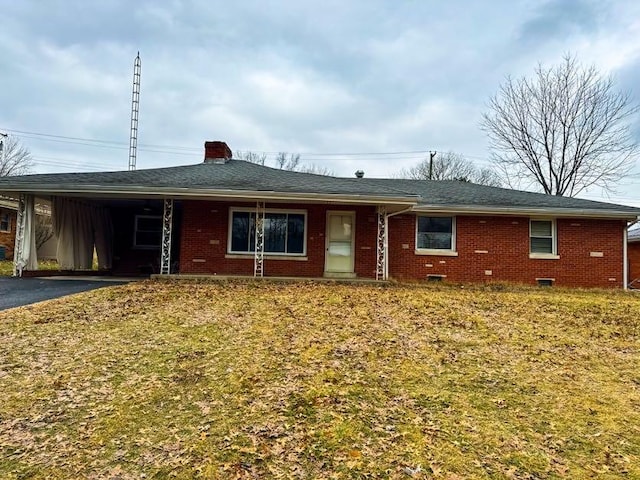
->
[271, 150, 431, 156]
[2, 128, 126, 146]
[8, 132, 202, 157]
[0, 127, 446, 158]
[32, 161, 110, 172]
[1, 127, 199, 151]
[32, 155, 115, 171]
[3, 126, 511, 168]
[5, 127, 640, 192]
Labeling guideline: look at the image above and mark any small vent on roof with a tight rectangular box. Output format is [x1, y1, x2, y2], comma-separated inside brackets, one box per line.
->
[355, 170, 364, 178]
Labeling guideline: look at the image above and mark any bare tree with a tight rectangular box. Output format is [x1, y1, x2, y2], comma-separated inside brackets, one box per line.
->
[0, 136, 47, 250]
[235, 150, 267, 166]
[298, 164, 335, 176]
[471, 167, 503, 187]
[397, 151, 502, 186]
[35, 214, 54, 249]
[237, 150, 333, 175]
[482, 55, 639, 196]
[275, 152, 300, 171]
[0, 134, 33, 176]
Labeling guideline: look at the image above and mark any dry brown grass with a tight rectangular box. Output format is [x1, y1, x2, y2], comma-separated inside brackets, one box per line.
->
[0, 280, 639, 479]
[0, 260, 60, 276]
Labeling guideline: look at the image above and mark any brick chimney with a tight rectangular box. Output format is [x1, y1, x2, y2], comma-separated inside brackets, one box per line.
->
[204, 141, 233, 164]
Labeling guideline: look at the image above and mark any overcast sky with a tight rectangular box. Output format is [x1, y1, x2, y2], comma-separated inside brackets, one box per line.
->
[1, 0, 639, 206]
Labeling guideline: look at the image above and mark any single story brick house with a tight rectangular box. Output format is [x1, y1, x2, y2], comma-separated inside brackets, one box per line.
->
[629, 229, 640, 289]
[0, 141, 639, 288]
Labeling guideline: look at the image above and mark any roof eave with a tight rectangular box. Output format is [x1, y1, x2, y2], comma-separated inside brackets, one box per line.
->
[0, 184, 418, 206]
[412, 204, 640, 220]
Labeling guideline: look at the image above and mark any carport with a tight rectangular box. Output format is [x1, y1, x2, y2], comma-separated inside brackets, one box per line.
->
[9, 193, 180, 277]
[0, 141, 419, 281]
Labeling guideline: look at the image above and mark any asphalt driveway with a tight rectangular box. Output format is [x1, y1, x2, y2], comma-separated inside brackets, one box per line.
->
[0, 277, 131, 311]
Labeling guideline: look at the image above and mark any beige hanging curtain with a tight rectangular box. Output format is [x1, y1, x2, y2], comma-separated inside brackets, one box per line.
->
[52, 197, 113, 270]
[15, 194, 38, 272]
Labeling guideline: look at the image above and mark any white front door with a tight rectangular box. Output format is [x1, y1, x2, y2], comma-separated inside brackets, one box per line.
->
[325, 211, 355, 274]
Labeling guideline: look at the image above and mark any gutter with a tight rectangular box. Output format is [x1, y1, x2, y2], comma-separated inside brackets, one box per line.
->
[2, 184, 638, 218]
[412, 204, 640, 220]
[0, 184, 419, 206]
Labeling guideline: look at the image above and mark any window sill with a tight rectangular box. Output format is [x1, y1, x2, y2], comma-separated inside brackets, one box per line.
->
[225, 253, 308, 261]
[529, 253, 560, 260]
[415, 249, 459, 257]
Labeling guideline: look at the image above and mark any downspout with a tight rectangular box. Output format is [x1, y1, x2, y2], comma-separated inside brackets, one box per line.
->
[384, 207, 414, 280]
[387, 207, 414, 219]
[624, 219, 638, 290]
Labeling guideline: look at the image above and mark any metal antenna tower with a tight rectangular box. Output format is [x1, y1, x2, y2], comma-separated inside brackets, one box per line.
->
[128, 52, 141, 171]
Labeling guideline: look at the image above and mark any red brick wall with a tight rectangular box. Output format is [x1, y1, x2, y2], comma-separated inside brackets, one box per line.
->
[0, 208, 16, 259]
[629, 242, 640, 285]
[178, 201, 626, 288]
[179, 201, 378, 278]
[389, 215, 626, 288]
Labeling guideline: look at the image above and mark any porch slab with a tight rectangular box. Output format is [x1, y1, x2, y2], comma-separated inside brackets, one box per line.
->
[38, 276, 143, 282]
[151, 274, 389, 285]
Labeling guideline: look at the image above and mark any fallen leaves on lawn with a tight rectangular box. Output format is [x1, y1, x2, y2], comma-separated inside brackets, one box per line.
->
[0, 280, 639, 478]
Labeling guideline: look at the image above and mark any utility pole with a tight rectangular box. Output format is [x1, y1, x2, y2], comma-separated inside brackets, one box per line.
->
[429, 151, 436, 180]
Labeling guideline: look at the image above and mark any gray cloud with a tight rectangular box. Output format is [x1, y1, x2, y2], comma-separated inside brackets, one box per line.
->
[0, 0, 638, 205]
[517, 0, 603, 47]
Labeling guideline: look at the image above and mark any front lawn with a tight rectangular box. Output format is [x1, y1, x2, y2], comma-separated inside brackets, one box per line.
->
[0, 260, 60, 276]
[0, 281, 638, 479]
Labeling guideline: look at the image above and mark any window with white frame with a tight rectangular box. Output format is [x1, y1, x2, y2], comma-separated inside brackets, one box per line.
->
[0, 212, 10, 232]
[416, 216, 455, 251]
[229, 209, 306, 255]
[134, 215, 162, 248]
[530, 219, 556, 254]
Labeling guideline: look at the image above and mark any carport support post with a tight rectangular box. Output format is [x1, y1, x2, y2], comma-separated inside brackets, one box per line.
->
[12, 194, 26, 277]
[160, 199, 174, 275]
[376, 206, 388, 281]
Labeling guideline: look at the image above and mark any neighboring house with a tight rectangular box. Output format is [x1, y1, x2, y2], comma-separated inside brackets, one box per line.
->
[0, 198, 55, 262]
[629, 228, 640, 288]
[0, 141, 639, 288]
[0, 199, 17, 260]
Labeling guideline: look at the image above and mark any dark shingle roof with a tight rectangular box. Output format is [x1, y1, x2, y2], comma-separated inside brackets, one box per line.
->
[365, 178, 640, 213]
[0, 160, 413, 198]
[0, 159, 638, 216]
[629, 228, 640, 242]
